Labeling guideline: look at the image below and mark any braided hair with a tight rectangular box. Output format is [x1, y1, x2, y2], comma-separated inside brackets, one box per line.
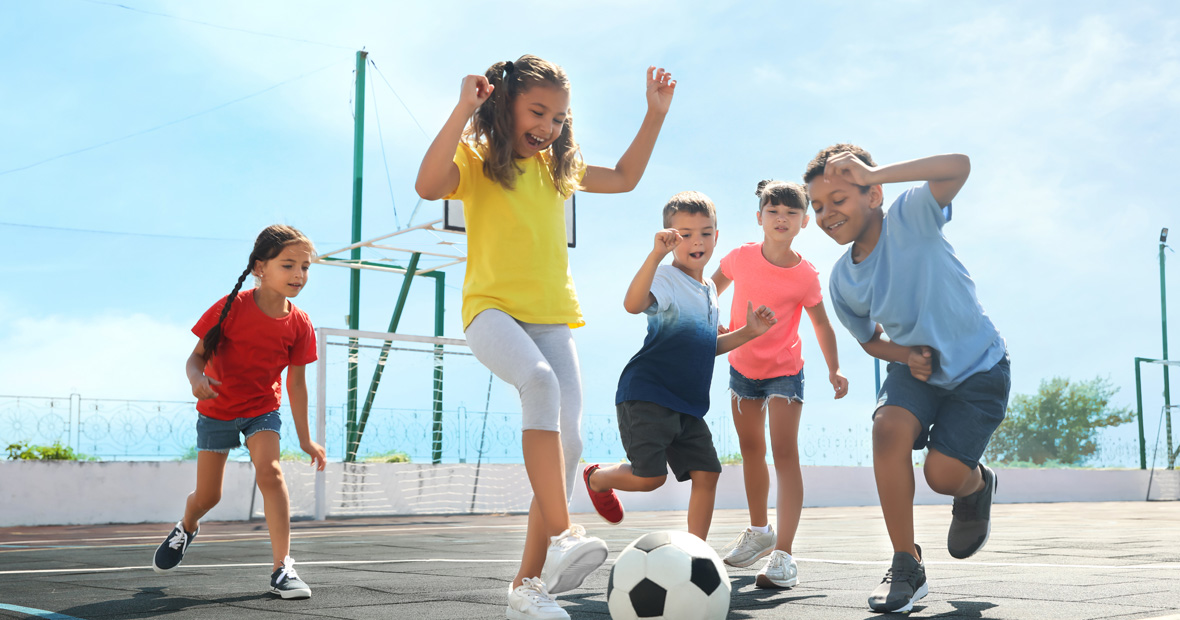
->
[755, 179, 809, 212]
[201, 225, 314, 361]
[463, 54, 583, 197]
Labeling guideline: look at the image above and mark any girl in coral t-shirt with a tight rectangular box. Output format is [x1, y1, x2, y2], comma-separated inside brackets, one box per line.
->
[151, 225, 325, 600]
[711, 181, 848, 589]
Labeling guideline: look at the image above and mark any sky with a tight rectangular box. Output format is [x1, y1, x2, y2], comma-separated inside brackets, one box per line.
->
[1, 0, 1178, 452]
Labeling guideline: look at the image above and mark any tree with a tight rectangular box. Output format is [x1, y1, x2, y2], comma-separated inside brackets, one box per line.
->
[985, 377, 1134, 465]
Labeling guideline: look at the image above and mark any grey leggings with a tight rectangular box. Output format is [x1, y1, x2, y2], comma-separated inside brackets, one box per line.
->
[464, 309, 584, 499]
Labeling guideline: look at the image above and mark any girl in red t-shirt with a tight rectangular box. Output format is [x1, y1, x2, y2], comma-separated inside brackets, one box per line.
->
[151, 225, 326, 600]
[711, 181, 849, 589]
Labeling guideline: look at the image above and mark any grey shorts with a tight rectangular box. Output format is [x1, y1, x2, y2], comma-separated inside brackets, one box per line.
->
[874, 353, 1011, 469]
[616, 400, 722, 482]
[195, 411, 282, 453]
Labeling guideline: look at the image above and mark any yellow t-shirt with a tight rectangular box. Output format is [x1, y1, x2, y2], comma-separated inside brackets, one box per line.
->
[448, 142, 585, 330]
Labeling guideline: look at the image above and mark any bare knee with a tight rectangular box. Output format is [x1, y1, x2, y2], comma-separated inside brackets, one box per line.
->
[254, 463, 286, 495]
[691, 470, 720, 490]
[191, 489, 222, 513]
[873, 408, 920, 452]
[923, 452, 975, 496]
[637, 475, 666, 492]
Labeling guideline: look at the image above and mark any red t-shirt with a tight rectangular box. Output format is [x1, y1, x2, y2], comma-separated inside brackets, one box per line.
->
[191, 289, 317, 420]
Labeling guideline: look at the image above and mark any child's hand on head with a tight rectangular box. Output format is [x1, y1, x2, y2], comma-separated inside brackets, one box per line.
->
[907, 345, 934, 382]
[459, 74, 494, 112]
[746, 301, 777, 336]
[653, 229, 682, 256]
[191, 375, 221, 400]
[830, 370, 849, 399]
[824, 151, 877, 187]
[646, 66, 676, 115]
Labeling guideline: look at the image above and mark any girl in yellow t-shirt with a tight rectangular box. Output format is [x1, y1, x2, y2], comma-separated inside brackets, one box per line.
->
[416, 54, 676, 620]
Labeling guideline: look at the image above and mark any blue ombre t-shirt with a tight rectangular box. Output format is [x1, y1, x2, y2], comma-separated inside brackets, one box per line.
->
[615, 265, 719, 418]
[829, 183, 1006, 390]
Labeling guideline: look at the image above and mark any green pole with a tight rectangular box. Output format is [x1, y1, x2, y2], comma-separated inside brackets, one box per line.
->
[1160, 230, 1172, 468]
[353, 253, 421, 455]
[345, 50, 368, 462]
[432, 272, 446, 464]
[1136, 357, 1146, 469]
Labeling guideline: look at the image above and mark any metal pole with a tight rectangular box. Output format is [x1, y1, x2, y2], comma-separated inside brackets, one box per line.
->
[874, 359, 881, 395]
[431, 272, 446, 464]
[315, 328, 328, 520]
[345, 50, 368, 462]
[1135, 357, 1147, 470]
[1161, 229, 1172, 468]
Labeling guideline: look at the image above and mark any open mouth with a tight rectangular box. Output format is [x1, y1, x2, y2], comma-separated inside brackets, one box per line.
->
[524, 133, 546, 148]
[689, 251, 705, 259]
[826, 220, 846, 233]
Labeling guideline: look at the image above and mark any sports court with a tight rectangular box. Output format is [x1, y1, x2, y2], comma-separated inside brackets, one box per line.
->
[3, 501, 1178, 620]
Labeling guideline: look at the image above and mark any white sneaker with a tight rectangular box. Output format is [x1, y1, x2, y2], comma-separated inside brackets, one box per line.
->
[721, 526, 776, 568]
[755, 550, 799, 589]
[541, 524, 608, 594]
[506, 577, 569, 620]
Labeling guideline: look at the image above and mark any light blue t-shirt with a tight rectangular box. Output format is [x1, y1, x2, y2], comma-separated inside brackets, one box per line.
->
[616, 264, 719, 417]
[829, 183, 1006, 390]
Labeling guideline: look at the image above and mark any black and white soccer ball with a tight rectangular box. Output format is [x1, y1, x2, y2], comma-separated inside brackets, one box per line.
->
[607, 530, 730, 620]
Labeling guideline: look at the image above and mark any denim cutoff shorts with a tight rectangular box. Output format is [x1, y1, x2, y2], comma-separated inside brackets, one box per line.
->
[196, 411, 282, 453]
[874, 353, 1011, 470]
[729, 366, 804, 402]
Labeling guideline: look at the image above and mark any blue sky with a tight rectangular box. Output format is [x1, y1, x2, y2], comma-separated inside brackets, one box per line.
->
[1, 0, 1177, 444]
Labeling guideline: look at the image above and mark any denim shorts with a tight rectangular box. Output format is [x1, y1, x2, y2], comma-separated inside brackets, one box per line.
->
[874, 353, 1011, 469]
[195, 411, 282, 453]
[616, 400, 722, 482]
[729, 366, 804, 402]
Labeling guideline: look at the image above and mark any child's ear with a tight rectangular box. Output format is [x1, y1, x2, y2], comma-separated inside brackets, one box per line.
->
[869, 184, 884, 210]
[801, 213, 810, 228]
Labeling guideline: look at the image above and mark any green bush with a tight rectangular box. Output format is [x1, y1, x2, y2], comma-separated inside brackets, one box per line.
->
[6, 440, 97, 461]
[719, 452, 743, 465]
[363, 450, 411, 463]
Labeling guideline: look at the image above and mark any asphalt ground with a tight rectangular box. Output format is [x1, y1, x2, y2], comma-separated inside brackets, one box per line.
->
[2, 502, 1179, 620]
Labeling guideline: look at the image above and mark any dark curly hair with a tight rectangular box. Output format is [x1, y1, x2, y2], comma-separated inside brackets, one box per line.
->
[802, 143, 877, 191]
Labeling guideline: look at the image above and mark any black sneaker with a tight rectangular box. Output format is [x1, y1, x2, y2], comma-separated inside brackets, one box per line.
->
[868, 544, 927, 613]
[948, 464, 997, 559]
[152, 521, 197, 573]
[269, 555, 312, 599]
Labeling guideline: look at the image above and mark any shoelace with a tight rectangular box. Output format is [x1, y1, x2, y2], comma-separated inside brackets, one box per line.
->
[881, 565, 919, 585]
[951, 490, 984, 520]
[276, 556, 301, 583]
[166, 527, 188, 550]
[518, 577, 560, 609]
[553, 524, 587, 550]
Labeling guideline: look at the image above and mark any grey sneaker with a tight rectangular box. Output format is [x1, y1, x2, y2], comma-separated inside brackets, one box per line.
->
[541, 524, 608, 594]
[269, 556, 311, 599]
[152, 521, 197, 573]
[721, 526, 776, 568]
[948, 464, 997, 559]
[755, 550, 798, 588]
[868, 544, 928, 613]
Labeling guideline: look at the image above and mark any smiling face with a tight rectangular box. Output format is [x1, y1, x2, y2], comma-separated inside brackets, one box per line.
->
[757, 198, 809, 245]
[667, 211, 718, 273]
[806, 175, 883, 246]
[254, 242, 313, 299]
[510, 83, 569, 158]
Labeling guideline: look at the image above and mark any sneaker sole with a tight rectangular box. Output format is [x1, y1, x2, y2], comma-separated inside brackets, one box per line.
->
[755, 573, 798, 589]
[723, 546, 773, 569]
[270, 586, 312, 600]
[869, 581, 928, 614]
[546, 542, 609, 594]
[151, 563, 178, 574]
[506, 607, 568, 620]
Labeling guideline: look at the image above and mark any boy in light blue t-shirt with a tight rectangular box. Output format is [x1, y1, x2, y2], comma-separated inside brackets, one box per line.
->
[583, 191, 775, 541]
[804, 145, 1010, 614]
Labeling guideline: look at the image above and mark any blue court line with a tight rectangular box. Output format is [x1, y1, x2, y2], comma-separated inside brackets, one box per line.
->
[0, 604, 87, 620]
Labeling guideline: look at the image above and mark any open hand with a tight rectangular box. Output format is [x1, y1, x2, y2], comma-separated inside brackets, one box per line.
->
[302, 440, 327, 471]
[646, 66, 676, 115]
[907, 346, 934, 382]
[830, 370, 849, 399]
[653, 228, 682, 256]
[191, 375, 221, 400]
[745, 301, 777, 336]
[824, 151, 877, 187]
[459, 74, 494, 112]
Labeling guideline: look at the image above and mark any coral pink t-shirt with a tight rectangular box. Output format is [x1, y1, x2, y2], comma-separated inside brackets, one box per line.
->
[719, 243, 823, 380]
[192, 289, 317, 420]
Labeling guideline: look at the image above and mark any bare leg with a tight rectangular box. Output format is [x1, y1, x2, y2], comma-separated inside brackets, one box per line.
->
[924, 449, 983, 497]
[767, 398, 803, 554]
[246, 431, 289, 571]
[686, 470, 720, 540]
[512, 429, 571, 589]
[182, 450, 228, 532]
[873, 406, 923, 561]
[588, 463, 666, 493]
[731, 397, 770, 528]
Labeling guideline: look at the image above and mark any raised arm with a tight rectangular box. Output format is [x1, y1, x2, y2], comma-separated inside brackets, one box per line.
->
[804, 301, 848, 399]
[624, 229, 680, 314]
[287, 365, 326, 470]
[717, 301, 776, 355]
[580, 67, 675, 194]
[824, 152, 970, 207]
[415, 75, 492, 200]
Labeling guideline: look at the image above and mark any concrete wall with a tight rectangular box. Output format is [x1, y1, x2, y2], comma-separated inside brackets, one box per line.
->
[1, 461, 1174, 527]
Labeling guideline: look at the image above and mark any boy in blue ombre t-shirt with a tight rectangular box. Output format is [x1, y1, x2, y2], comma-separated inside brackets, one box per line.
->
[582, 191, 776, 540]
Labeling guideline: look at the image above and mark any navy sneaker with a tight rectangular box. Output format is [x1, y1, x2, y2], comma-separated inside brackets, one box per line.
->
[868, 544, 927, 613]
[152, 521, 198, 573]
[269, 555, 312, 599]
[948, 464, 998, 559]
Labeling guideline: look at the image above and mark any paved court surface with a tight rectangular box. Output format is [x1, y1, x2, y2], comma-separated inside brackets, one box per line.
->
[2, 502, 1179, 619]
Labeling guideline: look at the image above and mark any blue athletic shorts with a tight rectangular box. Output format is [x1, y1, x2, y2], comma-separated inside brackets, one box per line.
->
[729, 366, 804, 402]
[195, 411, 282, 453]
[874, 353, 1010, 469]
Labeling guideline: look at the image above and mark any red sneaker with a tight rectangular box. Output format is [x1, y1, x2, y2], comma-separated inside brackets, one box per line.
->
[583, 464, 624, 525]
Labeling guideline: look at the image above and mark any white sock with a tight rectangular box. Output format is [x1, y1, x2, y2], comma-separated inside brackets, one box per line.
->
[749, 524, 771, 534]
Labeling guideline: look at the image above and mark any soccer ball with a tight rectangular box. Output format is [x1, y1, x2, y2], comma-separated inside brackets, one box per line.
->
[607, 530, 730, 620]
